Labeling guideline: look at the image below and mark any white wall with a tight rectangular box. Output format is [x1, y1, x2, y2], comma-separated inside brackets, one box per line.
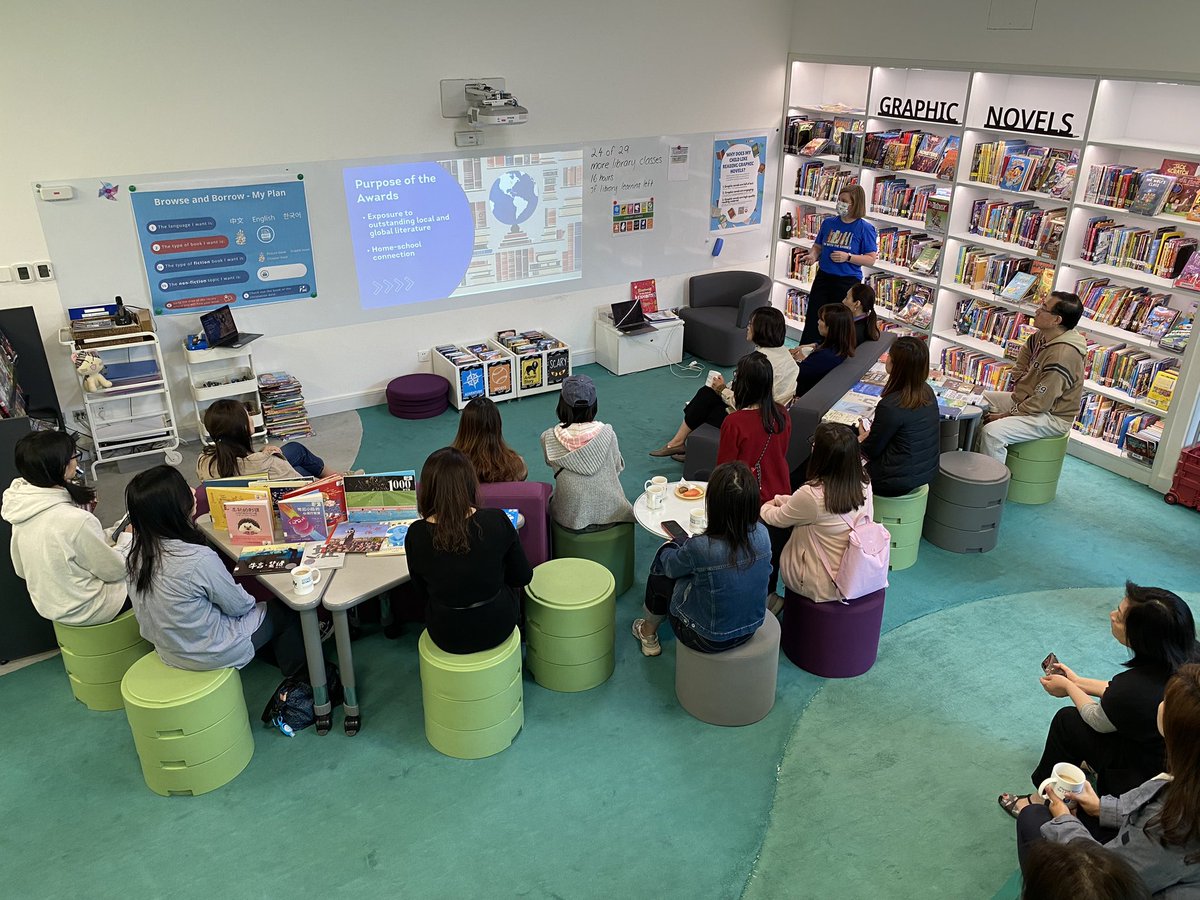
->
[790, 0, 1200, 78]
[0, 0, 793, 427]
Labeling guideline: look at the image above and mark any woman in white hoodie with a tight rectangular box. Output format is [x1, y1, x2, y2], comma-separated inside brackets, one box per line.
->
[2, 430, 131, 625]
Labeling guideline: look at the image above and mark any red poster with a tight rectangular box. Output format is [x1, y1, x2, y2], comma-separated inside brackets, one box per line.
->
[630, 278, 657, 314]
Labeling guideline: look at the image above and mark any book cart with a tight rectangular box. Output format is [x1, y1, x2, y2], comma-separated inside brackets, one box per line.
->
[181, 341, 265, 443]
[430, 330, 572, 410]
[59, 328, 183, 478]
[773, 60, 1200, 493]
[495, 330, 572, 398]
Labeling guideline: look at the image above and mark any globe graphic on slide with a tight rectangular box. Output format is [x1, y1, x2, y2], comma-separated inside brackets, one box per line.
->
[489, 171, 539, 227]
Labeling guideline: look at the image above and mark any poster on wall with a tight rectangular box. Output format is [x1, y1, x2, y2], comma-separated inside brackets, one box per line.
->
[612, 198, 654, 234]
[129, 178, 316, 316]
[709, 135, 766, 232]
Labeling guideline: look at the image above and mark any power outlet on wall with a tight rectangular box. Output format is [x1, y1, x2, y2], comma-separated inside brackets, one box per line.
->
[417, 349, 431, 362]
[72, 409, 88, 427]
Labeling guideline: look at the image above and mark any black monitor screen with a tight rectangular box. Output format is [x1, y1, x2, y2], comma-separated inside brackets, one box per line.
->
[200, 305, 238, 346]
[611, 299, 644, 329]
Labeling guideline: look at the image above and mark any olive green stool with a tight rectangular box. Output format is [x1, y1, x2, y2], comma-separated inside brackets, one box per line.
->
[872, 485, 929, 571]
[53, 610, 153, 711]
[121, 654, 254, 797]
[418, 627, 523, 760]
[551, 521, 634, 595]
[1005, 432, 1070, 505]
[524, 558, 616, 693]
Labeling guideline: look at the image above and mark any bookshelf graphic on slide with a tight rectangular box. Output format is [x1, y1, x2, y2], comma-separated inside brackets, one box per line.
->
[343, 151, 583, 309]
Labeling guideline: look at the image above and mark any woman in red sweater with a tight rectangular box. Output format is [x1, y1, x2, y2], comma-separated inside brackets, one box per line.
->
[716, 351, 792, 602]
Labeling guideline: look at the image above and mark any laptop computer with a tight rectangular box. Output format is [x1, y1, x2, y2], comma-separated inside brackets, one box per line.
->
[610, 299, 657, 337]
[200, 305, 262, 349]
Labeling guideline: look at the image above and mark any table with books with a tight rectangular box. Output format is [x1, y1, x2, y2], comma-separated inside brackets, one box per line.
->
[822, 363, 987, 437]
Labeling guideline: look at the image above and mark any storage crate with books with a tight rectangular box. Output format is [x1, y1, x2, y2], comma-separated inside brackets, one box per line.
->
[257, 372, 313, 442]
[430, 341, 518, 409]
[493, 330, 571, 398]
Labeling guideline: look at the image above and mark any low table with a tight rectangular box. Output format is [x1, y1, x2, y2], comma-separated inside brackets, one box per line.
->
[632, 480, 709, 539]
[594, 313, 684, 376]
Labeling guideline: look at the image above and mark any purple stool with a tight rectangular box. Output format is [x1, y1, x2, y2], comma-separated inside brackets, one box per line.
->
[386, 374, 450, 419]
[478, 481, 553, 569]
[780, 588, 886, 678]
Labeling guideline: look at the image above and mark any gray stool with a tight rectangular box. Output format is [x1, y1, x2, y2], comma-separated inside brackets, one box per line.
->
[923, 450, 1010, 553]
[674, 613, 780, 726]
[939, 418, 961, 453]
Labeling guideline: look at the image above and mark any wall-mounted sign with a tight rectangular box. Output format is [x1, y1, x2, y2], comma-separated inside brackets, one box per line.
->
[984, 105, 1077, 138]
[877, 96, 961, 125]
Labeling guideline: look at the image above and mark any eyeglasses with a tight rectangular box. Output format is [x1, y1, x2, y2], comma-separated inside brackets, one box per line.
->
[69, 450, 82, 462]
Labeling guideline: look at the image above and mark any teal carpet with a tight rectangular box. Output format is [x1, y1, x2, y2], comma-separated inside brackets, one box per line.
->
[3, 362, 1198, 899]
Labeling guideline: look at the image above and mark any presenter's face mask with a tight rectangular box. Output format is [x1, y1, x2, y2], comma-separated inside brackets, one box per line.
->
[835, 201, 851, 216]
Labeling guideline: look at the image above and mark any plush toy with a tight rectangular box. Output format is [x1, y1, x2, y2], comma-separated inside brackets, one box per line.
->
[72, 351, 112, 392]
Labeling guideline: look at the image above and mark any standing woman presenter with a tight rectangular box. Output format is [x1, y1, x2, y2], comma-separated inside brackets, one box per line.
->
[797, 184, 878, 347]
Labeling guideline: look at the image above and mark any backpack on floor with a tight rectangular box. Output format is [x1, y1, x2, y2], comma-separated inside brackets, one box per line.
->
[261, 663, 343, 735]
[813, 511, 890, 601]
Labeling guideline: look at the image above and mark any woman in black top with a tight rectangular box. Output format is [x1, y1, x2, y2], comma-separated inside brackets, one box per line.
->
[404, 448, 533, 654]
[842, 282, 881, 348]
[793, 304, 855, 398]
[857, 336, 940, 496]
[999, 582, 1198, 834]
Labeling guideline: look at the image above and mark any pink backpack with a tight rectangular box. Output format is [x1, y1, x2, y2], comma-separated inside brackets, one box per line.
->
[813, 510, 890, 601]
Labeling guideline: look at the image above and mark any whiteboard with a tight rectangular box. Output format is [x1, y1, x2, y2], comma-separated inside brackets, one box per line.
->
[34, 128, 777, 338]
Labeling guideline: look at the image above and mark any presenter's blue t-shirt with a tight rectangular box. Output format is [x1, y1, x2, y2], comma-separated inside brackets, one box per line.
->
[816, 216, 878, 279]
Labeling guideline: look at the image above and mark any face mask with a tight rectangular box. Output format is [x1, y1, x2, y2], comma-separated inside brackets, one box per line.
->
[836, 201, 851, 216]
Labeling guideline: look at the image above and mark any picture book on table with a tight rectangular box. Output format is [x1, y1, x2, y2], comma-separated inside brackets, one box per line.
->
[630, 279, 658, 314]
[223, 499, 274, 546]
[282, 474, 347, 530]
[344, 471, 418, 523]
[301, 541, 345, 570]
[204, 481, 269, 532]
[248, 478, 313, 511]
[322, 520, 409, 554]
[276, 491, 330, 543]
[231, 543, 304, 577]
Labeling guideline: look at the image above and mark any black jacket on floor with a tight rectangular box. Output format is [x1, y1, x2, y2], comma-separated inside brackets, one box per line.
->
[860, 392, 941, 497]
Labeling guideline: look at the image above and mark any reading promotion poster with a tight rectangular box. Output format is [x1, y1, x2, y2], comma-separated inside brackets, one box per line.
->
[710, 135, 767, 232]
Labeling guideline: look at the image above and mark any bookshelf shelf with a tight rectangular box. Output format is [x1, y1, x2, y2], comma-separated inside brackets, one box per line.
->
[966, 126, 1084, 146]
[948, 231, 1054, 261]
[932, 330, 1008, 360]
[868, 259, 939, 287]
[861, 165, 949, 184]
[784, 193, 838, 210]
[956, 179, 1064, 203]
[1082, 379, 1168, 417]
[877, 307, 932, 333]
[941, 282, 1038, 315]
[1060, 257, 1176, 291]
[791, 105, 867, 118]
[1088, 138, 1200, 160]
[1067, 432, 1153, 485]
[1072, 201, 1200, 230]
[777, 276, 814, 291]
[779, 237, 814, 249]
[870, 209, 942, 232]
[1074, 317, 1175, 354]
[868, 114, 960, 129]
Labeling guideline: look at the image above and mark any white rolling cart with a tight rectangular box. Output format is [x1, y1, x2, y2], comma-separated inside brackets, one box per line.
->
[59, 329, 183, 478]
[181, 341, 265, 443]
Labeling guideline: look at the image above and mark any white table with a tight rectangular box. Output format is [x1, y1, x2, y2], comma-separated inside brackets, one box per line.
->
[594, 314, 684, 376]
[632, 480, 709, 539]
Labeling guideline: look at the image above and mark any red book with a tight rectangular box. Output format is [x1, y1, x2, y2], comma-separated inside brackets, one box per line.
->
[283, 474, 347, 529]
[631, 279, 657, 314]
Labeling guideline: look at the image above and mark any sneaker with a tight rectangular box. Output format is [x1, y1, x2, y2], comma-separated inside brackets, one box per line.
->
[631, 619, 661, 657]
[648, 443, 684, 458]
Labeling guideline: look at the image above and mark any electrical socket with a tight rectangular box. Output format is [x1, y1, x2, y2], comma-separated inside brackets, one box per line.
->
[417, 349, 431, 362]
[72, 409, 88, 426]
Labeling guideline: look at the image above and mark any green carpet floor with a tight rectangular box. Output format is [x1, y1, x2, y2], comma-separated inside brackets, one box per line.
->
[3, 362, 1198, 899]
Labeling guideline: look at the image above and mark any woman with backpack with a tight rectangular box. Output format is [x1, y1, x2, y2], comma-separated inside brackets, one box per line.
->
[759, 421, 880, 606]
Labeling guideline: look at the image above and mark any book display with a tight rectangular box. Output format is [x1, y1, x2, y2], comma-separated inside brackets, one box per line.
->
[775, 61, 1200, 491]
[257, 372, 313, 442]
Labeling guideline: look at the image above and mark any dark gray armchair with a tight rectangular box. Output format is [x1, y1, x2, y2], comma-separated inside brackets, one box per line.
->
[677, 270, 772, 366]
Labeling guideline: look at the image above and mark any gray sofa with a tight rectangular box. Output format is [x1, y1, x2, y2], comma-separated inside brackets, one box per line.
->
[682, 333, 896, 483]
[677, 270, 772, 366]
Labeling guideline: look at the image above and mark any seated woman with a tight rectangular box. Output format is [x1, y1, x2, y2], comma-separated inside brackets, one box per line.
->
[404, 447, 533, 654]
[196, 398, 334, 481]
[1012, 663, 1200, 897]
[2, 430, 131, 625]
[857, 336, 941, 497]
[842, 283, 882, 347]
[759, 421, 874, 604]
[999, 583, 1198, 832]
[793, 304, 857, 398]
[1021, 840, 1150, 900]
[125, 465, 305, 675]
[451, 396, 528, 484]
[541, 374, 635, 532]
[649, 306, 798, 460]
[631, 461, 771, 657]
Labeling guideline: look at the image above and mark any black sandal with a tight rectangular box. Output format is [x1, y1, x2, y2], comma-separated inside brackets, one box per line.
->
[997, 792, 1038, 819]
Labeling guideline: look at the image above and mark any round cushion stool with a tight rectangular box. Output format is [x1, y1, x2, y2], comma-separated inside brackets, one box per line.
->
[1005, 432, 1070, 505]
[524, 558, 616, 693]
[923, 451, 1010, 554]
[675, 612, 780, 725]
[120, 654, 254, 796]
[418, 627, 523, 759]
[386, 374, 450, 419]
[872, 484, 929, 571]
[550, 521, 634, 595]
[781, 588, 887, 678]
[53, 610, 153, 711]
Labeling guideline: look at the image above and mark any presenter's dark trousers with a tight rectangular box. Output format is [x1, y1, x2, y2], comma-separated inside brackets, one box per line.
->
[799, 271, 861, 345]
[684, 386, 730, 431]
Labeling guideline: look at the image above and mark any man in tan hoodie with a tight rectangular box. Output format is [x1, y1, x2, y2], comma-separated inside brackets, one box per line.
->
[978, 291, 1088, 462]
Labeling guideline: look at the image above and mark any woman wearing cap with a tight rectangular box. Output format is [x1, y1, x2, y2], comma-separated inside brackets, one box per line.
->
[541, 374, 635, 532]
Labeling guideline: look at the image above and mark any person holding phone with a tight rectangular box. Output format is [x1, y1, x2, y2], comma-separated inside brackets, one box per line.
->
[796, 184, 878, 347]
[631, 462, 770, 657]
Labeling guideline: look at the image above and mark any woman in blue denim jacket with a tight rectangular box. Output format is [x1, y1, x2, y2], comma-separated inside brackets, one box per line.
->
[632, 461, 771, 656]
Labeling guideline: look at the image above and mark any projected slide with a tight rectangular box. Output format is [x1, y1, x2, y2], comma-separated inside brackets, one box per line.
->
[343, 151, 583, 309]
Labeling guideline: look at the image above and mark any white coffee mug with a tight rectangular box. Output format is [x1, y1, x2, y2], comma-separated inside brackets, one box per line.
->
[291, 565, 322, 595]
[689, 508, 707, 531]
[1038, 762, 1087, 802]
[646, 484, 666, 510]
[644, 475, 668, 492]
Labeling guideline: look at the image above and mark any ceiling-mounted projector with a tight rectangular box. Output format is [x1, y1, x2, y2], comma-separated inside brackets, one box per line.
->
[465, 82, 528, 126]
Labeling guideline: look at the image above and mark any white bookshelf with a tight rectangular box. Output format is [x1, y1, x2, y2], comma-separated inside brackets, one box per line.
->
[775, 60, 1200, 492]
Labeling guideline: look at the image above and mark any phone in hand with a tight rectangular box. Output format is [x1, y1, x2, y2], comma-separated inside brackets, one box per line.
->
[661, 520, 690, 543]
[706, 370, 722, 389]
[1041, 652, 1060, 675]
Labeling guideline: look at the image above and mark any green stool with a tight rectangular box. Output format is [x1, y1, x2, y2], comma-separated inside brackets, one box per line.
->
[872, 485, 929, 571]
[524, 558, 616, 693]
[53, 610, 153, 711]
[1005, 433, 1070, 505]
[418, 627, 523, 760]
[121, 654, 254, 797]
[550, 521, 634, 594]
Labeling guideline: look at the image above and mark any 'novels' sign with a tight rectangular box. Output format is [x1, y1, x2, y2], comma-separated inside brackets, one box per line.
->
[878, 96, 961, 125]
[984, 105, 1077, 138]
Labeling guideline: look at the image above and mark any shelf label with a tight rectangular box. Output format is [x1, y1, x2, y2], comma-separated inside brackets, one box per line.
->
[984, 105, 1077, 138]
[877, 97, 961, 125]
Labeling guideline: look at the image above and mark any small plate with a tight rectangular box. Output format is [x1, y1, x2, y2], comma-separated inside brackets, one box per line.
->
[675, 485, 705, 500]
